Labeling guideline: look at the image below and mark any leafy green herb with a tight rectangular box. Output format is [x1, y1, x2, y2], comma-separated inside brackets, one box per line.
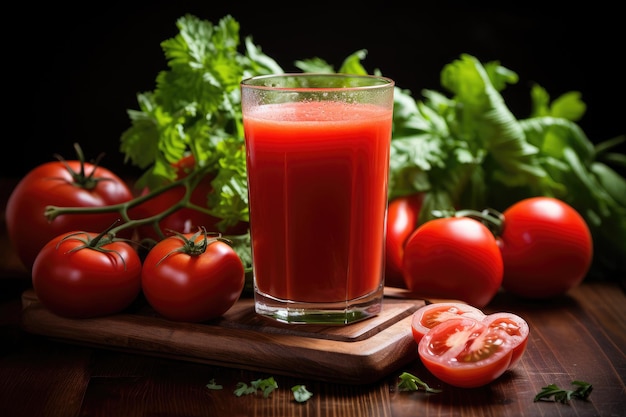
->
[252, 377, 279, 398]
[234, 382, 257, 397]
[397, 372, 442, 393]
[116, 14, 285, 283]
[534, 380, 593, 403]
[234, 377, 278, 398]
[120, 14, 281, 228]
[115, 14, 625, 282]
[206, 378, 223, 390]
[383, 53, 626, 277]
[291, 385, 313, 403]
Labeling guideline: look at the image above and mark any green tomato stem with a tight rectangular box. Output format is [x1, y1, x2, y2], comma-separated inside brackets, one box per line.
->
[42, 165, 215, 239]
[454, 208, 505, 237]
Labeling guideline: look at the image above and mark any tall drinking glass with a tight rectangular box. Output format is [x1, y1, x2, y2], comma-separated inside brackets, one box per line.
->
[241, 73, 395, 325]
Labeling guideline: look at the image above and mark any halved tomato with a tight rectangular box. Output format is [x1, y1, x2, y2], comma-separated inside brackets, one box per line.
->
[482, 312, 529, 369]
[418, 317, 515, 388]
[411, 302, 486, 344]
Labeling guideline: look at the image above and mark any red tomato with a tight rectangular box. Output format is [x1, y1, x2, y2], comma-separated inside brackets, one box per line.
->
[32, 231, 142, 318]
[418, 317, 515, 388]
[498, 197, 593, 299]
[410, 302, 486, 344]
[141, 230, 245, 322]
[412, 303, 530, 378]
[133, 158, 248, 242]
[132, 181, 235, 240]
[385, 194, 423, 288]
[402, 217, 503, 308]
[6, 160, 134, 271]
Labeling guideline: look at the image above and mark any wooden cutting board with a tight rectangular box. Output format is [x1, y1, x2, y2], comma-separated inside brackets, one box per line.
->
[20, 289, 425, 384]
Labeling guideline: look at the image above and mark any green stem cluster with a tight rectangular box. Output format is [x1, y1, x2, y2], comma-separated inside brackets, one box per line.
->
[453, 208, 505, 237]
[43, 166, 215, 242]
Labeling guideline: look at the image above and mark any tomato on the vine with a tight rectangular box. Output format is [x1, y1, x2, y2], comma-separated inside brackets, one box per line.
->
[498, 197, 593, 299]
[418, 311, 529, 388]
[402, 217, 503, 308]
[132, 156, 248, 242]
[32, 231, 142, 318]
[132, 181, 228, 241]
[141, 228, 245, 322]
[6, 156, 134, 271]
[385, 194, 423, 288]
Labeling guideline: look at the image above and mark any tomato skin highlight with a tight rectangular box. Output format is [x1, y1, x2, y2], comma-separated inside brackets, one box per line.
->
[402, 217, 503, 308]
[141, 233, 245, 322]
[411, 302, 486, 344]
[418, 317, 514, 388]
[32, 232, 142, 319]
[6, 161, 134, 271]
[499, 197, 593, 299]
[384, 194, 423, 288]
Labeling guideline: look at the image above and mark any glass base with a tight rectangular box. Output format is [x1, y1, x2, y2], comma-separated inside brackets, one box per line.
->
[254, 287, 384, 325]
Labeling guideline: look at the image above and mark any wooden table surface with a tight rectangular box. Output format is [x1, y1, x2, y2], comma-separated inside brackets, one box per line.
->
[1, 179, 625, 417]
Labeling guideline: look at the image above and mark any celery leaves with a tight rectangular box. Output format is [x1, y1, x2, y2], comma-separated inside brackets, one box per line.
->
[120, 14, 626, 280]
[387, 54, 626, 277]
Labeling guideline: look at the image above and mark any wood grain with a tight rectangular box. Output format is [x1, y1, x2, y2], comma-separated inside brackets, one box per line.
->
[20, 289, 426, 384]
[2, 281, 625, 416]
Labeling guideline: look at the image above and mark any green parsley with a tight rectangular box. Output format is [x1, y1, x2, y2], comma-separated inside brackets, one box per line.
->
[291, 385, 313, 403]
[397, 372, 442, 393]
[234, 382, 257, 397]
[234, 377, 278, 398]
[534, 380, 593, 404]
[205, 378, 223, 390]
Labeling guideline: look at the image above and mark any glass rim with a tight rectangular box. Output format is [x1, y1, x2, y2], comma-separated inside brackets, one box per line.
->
[240, 73, 395, 91]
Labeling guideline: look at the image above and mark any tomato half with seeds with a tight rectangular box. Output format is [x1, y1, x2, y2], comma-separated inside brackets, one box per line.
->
[418, 317, 514, 388]
[482, 312, 529, 368]
[411, 302, 486, 344]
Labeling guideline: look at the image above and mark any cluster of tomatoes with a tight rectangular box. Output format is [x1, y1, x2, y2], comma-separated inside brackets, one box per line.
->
[386, 194, 592, 387]
[5, 156, 246, 322]
[6, 148, 594, 329]
[385, 193, 594, 307]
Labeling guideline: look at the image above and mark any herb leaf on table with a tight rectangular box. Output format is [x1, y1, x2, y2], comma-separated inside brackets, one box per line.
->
[534, 380, 593, 404]
[397, 372, 442, 393]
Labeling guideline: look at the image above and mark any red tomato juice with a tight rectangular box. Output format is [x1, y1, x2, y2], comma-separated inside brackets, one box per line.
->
[244, 101, 392, 303]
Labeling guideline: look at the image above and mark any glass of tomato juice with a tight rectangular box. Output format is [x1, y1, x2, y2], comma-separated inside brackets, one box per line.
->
[241, 73, 395, 324]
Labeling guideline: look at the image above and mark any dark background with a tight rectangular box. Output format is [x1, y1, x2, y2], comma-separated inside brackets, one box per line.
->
[6, 2, 624, 178]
